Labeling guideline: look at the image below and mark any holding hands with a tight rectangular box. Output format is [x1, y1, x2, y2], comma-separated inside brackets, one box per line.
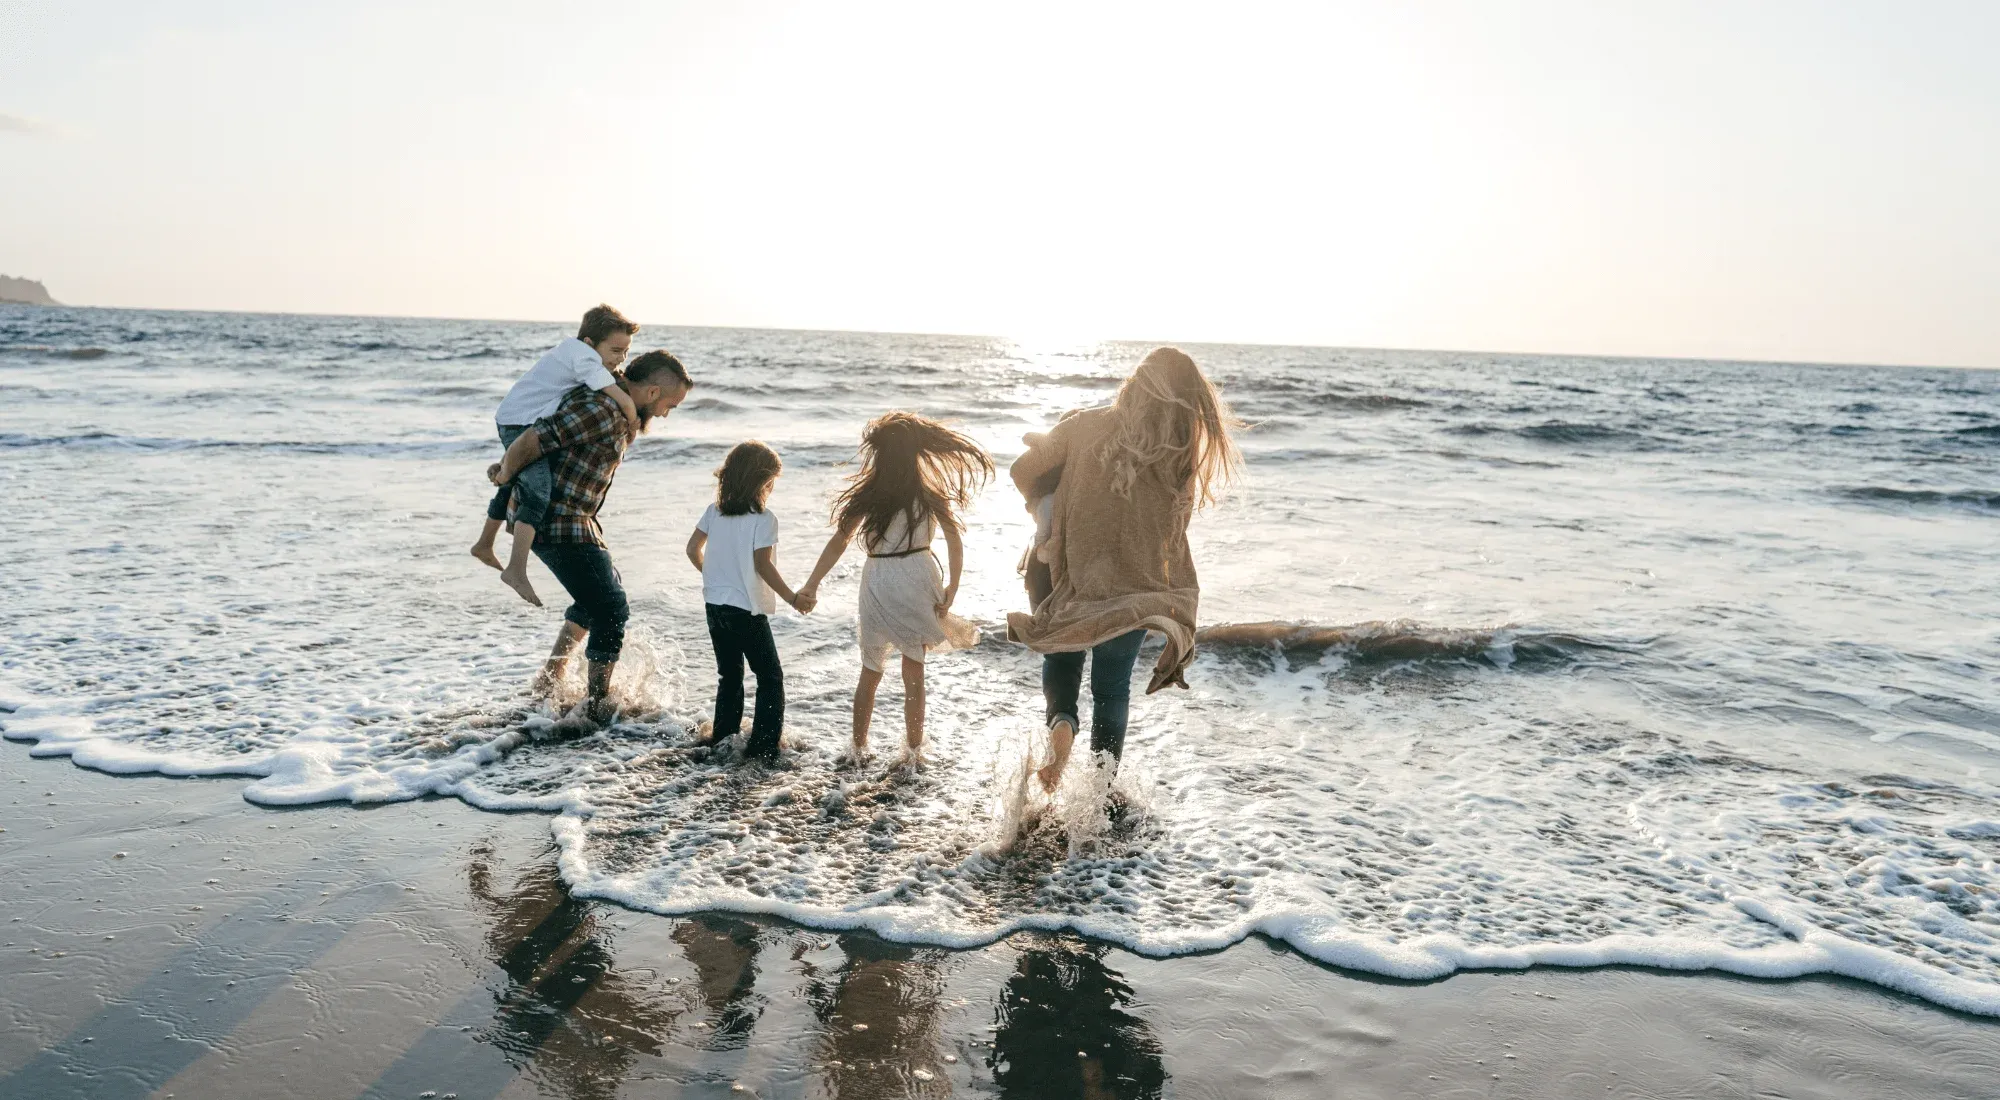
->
[792, 585, 818, 615]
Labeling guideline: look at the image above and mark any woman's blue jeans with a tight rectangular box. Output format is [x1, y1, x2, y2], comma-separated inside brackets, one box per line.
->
[1042, 629, 1147, 762]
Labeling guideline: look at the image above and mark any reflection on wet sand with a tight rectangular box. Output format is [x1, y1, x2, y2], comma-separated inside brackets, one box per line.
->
[465, 847, 1168, 1099]
[672, 914, 765, 1048]
[807, 934, 955, 1098]
[466, 845, 681, 1099]
[991, 939, 1167, 1100]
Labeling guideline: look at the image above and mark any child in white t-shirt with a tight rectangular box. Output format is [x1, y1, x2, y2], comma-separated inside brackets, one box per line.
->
[684, 441, 811, 762]
[472, 304, 642, 607]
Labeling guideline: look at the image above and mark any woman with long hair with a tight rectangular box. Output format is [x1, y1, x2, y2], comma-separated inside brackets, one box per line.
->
[1006, 347, 1241, 793]
[798, 412, 993, 761]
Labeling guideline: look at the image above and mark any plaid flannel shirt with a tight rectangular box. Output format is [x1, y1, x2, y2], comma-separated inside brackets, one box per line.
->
[531, 386, 635, 547]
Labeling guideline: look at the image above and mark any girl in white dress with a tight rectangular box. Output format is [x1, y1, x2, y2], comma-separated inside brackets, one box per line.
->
[798, 412, 993, 761]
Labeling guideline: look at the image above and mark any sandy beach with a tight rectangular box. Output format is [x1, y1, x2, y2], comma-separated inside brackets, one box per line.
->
[5, 745, 1994, 1099]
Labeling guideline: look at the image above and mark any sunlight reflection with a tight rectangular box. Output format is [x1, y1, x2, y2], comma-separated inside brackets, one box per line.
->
[1003, 334, 1115, 378]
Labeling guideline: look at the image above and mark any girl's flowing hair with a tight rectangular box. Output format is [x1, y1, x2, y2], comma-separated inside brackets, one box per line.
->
[716, 440, 782, 516]
[832, 412, 994, 545]
[1099, 346, 1242, 510]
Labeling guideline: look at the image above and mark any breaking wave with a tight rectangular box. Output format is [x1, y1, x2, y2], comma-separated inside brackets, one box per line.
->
[1193, 619, 1624, 667]
[1838, 486, 2000, 513]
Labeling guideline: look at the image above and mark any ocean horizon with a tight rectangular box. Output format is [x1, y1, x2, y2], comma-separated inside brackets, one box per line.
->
[10, 299, 1993, 374]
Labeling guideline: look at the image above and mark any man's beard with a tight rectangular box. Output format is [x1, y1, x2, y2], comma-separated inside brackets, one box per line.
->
[634, 404, 653, 433]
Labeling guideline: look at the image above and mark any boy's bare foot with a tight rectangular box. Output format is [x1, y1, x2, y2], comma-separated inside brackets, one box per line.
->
[583, 695, 618, 727]
[471, 543, 503, 571]
[500, 565, 542, 606]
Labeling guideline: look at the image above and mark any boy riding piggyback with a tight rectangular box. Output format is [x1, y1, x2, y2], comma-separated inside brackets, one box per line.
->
[472, 304, 642, 606]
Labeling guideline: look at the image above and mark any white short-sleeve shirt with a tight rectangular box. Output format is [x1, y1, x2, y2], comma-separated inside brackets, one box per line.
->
[697, 503, 780, 615]
[494, 337, 619, 426]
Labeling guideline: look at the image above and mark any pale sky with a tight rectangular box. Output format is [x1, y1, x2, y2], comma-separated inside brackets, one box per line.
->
[2, 1, 1996, 367]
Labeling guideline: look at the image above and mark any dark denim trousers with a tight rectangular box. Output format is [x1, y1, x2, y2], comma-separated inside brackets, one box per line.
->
[533, 543, 628, 663]
[486, 423, 554, 530]
[1042, 628, 1147, 761]
[705, 602, 785, 760]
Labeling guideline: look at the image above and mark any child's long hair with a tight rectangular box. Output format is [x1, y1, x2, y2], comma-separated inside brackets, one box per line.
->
[1098, 346, 1242, 510]
[831, 412, 993, 545]
[716, 440, 781, 516]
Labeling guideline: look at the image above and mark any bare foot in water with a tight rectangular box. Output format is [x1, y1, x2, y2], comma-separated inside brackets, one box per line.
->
[470, 543, 503, 571]
[500, 564, 542, 606]
[1037, 719, 1075, 792]
[531, 660, 568, 699]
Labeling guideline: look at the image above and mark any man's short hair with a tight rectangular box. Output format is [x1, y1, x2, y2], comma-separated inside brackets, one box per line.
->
[578, 304, 639, 344]
[625, 349, 693, 389]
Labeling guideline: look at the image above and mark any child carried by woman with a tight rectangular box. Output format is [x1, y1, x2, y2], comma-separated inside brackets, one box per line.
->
[798, 413, 992, 763]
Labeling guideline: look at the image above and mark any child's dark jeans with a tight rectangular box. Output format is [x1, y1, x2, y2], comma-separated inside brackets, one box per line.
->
[485, 423, 553, 531]
[705, 602, 785, 760]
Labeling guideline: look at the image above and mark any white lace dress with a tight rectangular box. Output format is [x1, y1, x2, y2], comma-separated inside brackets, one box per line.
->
[857, 511, 978, 672]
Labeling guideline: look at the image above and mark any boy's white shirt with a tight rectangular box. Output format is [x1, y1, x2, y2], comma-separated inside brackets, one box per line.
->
[494, 337, 618, 426]
[698, 504, 781, 616]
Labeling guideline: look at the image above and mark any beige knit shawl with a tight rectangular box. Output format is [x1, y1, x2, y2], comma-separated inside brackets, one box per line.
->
[1004, 407, 1199, 693]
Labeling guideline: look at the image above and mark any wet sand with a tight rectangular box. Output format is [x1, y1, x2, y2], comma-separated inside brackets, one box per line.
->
[2, 747, 1994, 1100]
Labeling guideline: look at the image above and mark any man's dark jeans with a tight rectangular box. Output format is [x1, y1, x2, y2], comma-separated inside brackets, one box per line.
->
[1042, 628, 1147, 762]
[533, 543, 628, 663]
[705, 602, 785, 760]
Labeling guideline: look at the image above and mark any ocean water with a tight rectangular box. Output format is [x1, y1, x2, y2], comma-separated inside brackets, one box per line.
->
[4, 306, 1999, 1016]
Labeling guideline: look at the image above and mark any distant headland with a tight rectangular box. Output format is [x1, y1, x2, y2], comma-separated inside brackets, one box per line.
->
[0, 275, 60, 306]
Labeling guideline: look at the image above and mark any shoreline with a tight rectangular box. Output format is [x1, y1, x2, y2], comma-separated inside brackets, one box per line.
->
[3, 744, 1996, 1099]
[9, 693, 2000, 1024]
[7, 752, 1992, 1100]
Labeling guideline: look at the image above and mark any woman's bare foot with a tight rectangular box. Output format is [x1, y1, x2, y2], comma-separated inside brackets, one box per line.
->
[500, 564, 542, 606]
[471, 543, 503, 571]
[846, 735, 870, 761]
[1037, 718, 1075, 793]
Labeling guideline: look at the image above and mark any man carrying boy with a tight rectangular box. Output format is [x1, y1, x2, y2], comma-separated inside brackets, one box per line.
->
[488, 350, 694, 724]
[473, 304, 643, 606]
